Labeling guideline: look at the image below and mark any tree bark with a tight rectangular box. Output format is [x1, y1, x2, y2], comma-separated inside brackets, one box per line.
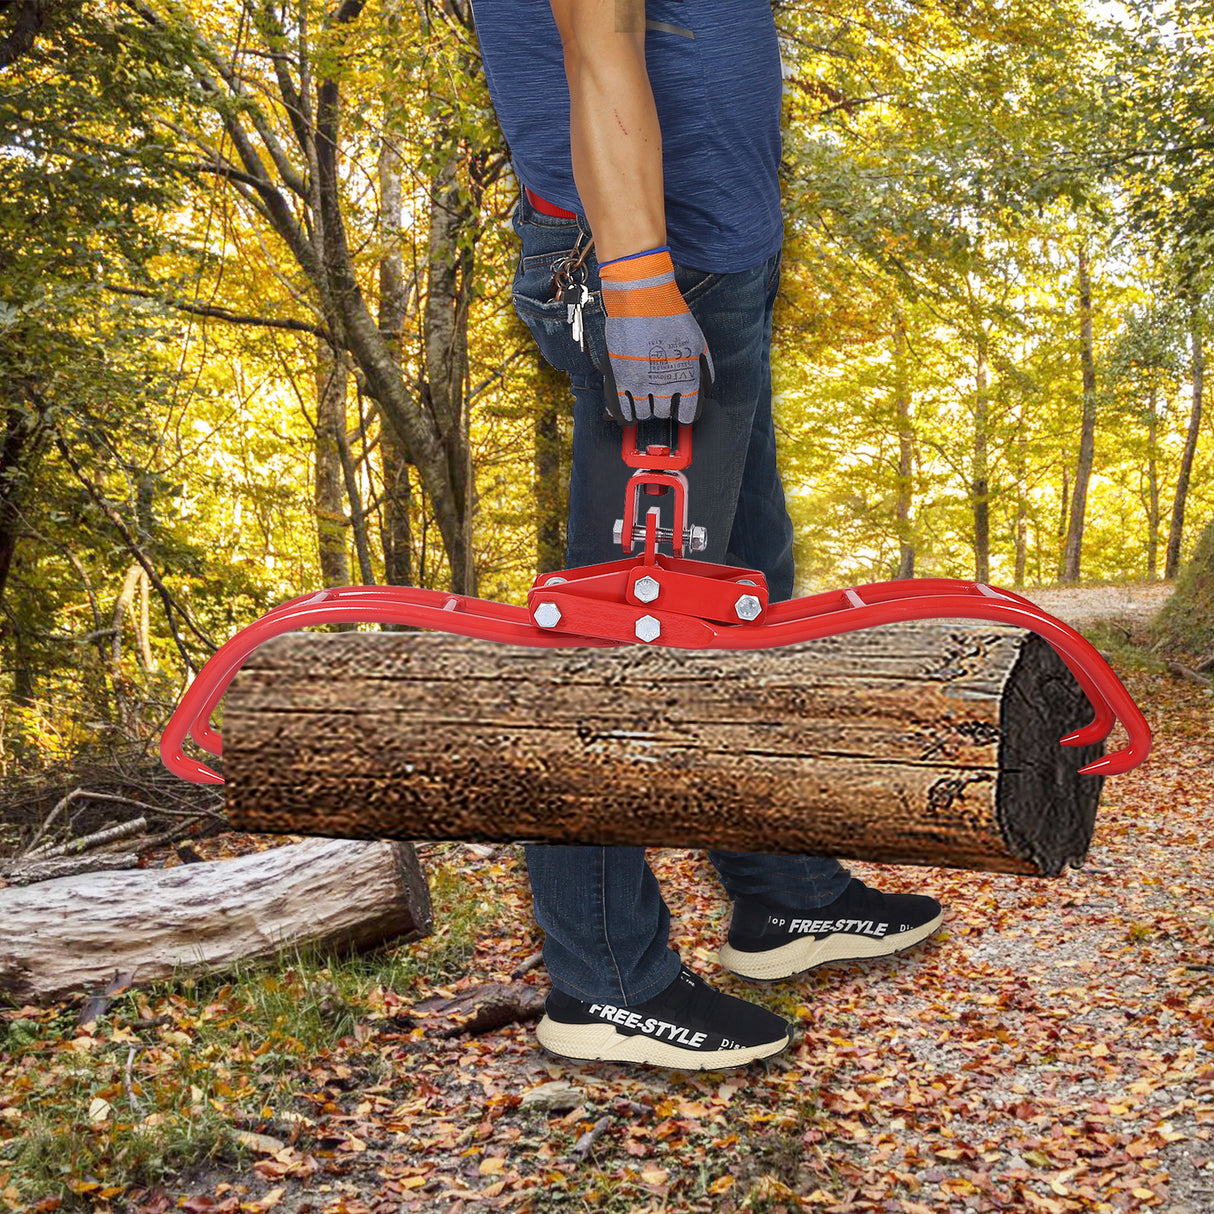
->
[222, 624, 1108, 879]
[315, 335, 352, 600]
[972, 328, 990, 585]
[0, 379, 50, 609]
[1062, 243, 1099, 584]
[893, 307, 915, 580]
[411, 982, 547, 1037]
[1057, 464, 1069, 582]
[0, 837, 432, 1005]
[377, 108, 415, 596]
[422, 152, 475, 594]
[1147, 378, 1160, 580]
[1166, 294, 1204, 579]
[535, 352, 568, 576]
[337, 390, 376, 585]
[1013, 409, 1028, 588]
[0, 0, 54, 68]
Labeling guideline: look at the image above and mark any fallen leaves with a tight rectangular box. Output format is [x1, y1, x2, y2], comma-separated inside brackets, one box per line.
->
[3, 672, 1213, 1213]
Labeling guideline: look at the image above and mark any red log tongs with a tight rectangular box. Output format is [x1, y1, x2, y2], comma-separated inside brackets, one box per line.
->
[160, 422, 1151, 785]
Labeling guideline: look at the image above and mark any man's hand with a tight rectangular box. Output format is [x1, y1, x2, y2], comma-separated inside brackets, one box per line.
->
[599, 246, 714, 424]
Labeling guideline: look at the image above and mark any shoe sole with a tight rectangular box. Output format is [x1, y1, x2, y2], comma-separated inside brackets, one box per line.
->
[534, 1016, 792, 1071]
[718, 911, 944, 981]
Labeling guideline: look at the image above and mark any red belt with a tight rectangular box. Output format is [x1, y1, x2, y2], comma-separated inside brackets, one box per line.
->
[525, 185, 578, 219]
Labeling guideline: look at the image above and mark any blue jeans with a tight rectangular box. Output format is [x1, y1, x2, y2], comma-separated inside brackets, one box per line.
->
[510, 190, 850, 1005]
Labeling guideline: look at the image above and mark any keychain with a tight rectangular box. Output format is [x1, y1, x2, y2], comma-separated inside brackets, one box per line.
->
[551, 232, 595, 353]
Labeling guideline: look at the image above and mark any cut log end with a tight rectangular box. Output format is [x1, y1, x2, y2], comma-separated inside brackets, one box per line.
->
[997, 633, 1104, 877]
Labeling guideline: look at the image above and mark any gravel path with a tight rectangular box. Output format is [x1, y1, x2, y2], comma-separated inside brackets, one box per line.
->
[998, 580, 1174, 628]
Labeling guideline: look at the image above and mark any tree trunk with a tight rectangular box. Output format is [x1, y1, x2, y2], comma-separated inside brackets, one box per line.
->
[0, 379, 48, 609]
[0, 838, 432, 1005]
[1147, 378, 1160, 580]
[376, 115, 416, 608]
[535, 352, 568, 576]
[1013, 409, 1028, 588]
[972, 328, 990, 584]
[1166, 295, 1204, 579]
[138, 565, 155, 673]
[222, 625, 1108, 879]
[422, 152, 476, 595]
[1062, 243, 1099, 585]
[315, 336, 352, 601]
[337, 391, 375, 585]
[1057, 464, 1069, 581]
[893, 307, 915, 580]
[377, 112, 415, 598]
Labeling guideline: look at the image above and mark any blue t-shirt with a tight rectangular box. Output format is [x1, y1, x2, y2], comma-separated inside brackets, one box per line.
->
[469, 0, 784, 274]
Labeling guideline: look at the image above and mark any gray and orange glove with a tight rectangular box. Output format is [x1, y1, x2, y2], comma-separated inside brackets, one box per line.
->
[597, 245, 715, 426]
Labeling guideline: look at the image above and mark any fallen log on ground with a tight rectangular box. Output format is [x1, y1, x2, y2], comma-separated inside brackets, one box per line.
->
[222, 620, 1110, 877]
[409, 982, 547, 1037]
[0, 837, 431, 1005]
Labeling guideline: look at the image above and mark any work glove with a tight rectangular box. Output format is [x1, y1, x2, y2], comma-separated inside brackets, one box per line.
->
[597, 245, 714, 426]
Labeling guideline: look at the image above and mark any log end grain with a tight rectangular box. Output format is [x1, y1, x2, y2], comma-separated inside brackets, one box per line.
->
[996, 633, 1105, 877]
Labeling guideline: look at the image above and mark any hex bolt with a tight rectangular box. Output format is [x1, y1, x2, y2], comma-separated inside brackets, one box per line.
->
[634, 575, 660, 603]
[734, 594, 762, 622]
[613, 519, 625, 545]
[534, 601, 563, 628]
[635, 614, 661, 643]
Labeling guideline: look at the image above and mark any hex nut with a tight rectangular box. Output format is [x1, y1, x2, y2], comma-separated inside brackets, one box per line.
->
[635, 614, 661, 643]
[689, 525, 708, 552]
[534, 601, 562, 628]
[634, 575, 660, 603]
[734, 594, 762, 622]
[546, 576, 567, 585]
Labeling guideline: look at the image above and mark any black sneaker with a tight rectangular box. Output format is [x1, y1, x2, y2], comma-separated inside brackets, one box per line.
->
[535, 963, 793, 1071]
[718, 877, 943, 981]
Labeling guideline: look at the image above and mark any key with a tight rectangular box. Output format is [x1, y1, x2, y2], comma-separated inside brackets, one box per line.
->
[567, 283, 589, 350]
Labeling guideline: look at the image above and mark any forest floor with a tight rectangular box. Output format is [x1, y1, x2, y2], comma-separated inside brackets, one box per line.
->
[3, 579, 1213, 1214]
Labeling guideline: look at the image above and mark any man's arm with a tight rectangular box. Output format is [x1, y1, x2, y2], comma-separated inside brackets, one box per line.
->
[548, 0, 664, 263]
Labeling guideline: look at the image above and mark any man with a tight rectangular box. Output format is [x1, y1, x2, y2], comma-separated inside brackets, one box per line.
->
[468, 0, 944, 1071]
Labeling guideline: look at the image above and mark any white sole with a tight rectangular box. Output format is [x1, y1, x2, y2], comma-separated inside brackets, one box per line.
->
[718, 912, 944, 981]
[535, 1016, 790, 1071]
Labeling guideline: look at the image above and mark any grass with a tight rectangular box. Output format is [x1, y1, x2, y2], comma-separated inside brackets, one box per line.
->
[1076, 616, 1175, 678]
[0, 859, 494, 1210]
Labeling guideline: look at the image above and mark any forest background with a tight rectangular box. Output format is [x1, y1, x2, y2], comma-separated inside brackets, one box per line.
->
[0, 0, 1210, 774]
[3, 3, 1214, 1212]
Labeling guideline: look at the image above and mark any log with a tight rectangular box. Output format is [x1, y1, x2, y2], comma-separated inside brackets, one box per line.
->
[1166, 660, 1214, 689]
[222, 621, 1109, 877]
[409, 981, 547, 1037]
[0, 837, 432, 1005]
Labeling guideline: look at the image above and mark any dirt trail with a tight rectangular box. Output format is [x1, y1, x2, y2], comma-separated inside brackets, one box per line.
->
[1009, 580, 1174, 628]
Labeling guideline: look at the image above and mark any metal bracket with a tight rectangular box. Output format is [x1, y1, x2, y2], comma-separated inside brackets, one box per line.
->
[159, 425, 1152, 785]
